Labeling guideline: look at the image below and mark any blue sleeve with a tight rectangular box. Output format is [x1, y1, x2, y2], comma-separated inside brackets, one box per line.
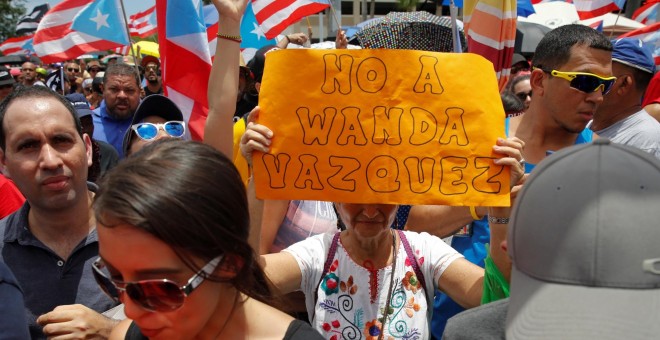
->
[0, 263, 29, 340]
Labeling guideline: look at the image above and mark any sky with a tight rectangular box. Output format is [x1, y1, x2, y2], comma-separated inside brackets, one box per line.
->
[20, 0, 154, 17]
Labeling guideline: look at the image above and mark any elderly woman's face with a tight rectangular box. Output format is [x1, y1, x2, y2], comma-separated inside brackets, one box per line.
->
[335, 203, 398, 238]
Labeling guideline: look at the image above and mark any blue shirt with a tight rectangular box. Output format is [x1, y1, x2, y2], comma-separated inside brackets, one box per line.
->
[0, 261, 29, 339]
[92, 100, 132, 159]
[0, 184, 117, 339]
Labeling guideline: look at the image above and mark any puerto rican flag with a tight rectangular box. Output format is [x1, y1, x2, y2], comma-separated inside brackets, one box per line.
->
[588, 19, 604, 31]
[0, 35, 34, 55]
[620, 22, 660, 70]
[156, 0, 211, 141]
[633, 0, 659, 25]
[203, 3, 276, 63]
[573, 0, 626, 20]
[129, 5, 157, 38]
[252, 0, 330, 39]
[33, 0, 130, 63]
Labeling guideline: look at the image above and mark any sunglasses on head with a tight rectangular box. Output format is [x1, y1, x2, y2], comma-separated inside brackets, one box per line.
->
[131, 121, 186, 141]
[540, 68, 616, 95]
[92, 256, 223, 312]
[515, 90, 532, 101]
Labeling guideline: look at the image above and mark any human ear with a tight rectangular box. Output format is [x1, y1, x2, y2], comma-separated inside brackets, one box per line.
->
[83, 133, 93, 167]
[0, 149, 9, 179]
[215, 253, 245, 279]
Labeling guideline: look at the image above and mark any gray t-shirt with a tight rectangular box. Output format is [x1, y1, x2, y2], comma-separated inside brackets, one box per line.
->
[592, 109, 660, 159]
[442, 298, 508, 340]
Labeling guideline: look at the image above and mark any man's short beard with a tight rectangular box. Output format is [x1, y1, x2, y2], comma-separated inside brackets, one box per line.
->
[147, 78, 159, 85]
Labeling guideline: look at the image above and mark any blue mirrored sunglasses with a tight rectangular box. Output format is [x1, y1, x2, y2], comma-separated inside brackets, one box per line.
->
[131, 121, 186, 141]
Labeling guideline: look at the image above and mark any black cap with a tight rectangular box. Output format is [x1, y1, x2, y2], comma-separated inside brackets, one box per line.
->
[0, 66, 16, 86]
[122, 95, 184, 156]
[246, 45, 279, 83]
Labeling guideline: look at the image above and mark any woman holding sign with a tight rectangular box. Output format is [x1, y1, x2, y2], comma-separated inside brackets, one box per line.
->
[241, 116, 525, 339]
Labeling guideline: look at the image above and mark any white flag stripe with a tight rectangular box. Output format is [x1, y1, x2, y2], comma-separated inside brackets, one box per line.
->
[36, 6, 86, 30]
[36, 31, 104, 56]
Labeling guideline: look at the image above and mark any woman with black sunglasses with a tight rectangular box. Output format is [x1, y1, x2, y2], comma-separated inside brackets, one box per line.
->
[93, 139, 323, 340]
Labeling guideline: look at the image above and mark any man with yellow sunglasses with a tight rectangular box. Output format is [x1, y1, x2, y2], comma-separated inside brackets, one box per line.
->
[590, 38, 660, 159]
[412, 25, 615, 338]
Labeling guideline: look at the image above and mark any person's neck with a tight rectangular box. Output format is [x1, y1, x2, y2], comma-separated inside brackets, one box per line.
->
[513, 108, 584, 165]
[591, 102, 642, 131]
[342, 229, 395, 269]
[146, 81, 161, 92]
[203, 288, 241, 339]
[27, 191, 95, 260]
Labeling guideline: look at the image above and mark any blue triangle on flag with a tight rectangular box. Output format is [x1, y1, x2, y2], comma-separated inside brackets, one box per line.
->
[70, 0, 129, 45]
[167, 0, 206, 37]
[240, 3, 276, 50]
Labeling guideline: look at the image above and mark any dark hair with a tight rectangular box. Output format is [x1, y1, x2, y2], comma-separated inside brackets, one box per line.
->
[628, 66, 654, 93]
[532, 24, 613, 71]
[0, 85, 83, 151]
[507, 74, 531, 92]
[501, 91, 525, 117]
[93, 139, 273, 304]
[103, 63, 140, 88]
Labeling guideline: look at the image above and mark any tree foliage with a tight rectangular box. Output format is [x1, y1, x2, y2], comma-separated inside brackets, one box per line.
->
[0, 0, 27, 43]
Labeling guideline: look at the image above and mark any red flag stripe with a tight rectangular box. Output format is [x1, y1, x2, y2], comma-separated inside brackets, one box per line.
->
[253, 0, 298, 22]
[0, 35, 33, 55]
[261, 3, 330, 38]
[252, 0, 330, 39]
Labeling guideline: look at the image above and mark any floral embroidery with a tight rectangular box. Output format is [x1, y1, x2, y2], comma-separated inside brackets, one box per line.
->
[405, 250, 424, 267]
[404, 296, 421, 318]
[322, 320, 342, 340]
[321, 273, 340, 295]
[402, 271, 421, 293]
[340, 275, 358, 295]
[364, 319, 383, 340]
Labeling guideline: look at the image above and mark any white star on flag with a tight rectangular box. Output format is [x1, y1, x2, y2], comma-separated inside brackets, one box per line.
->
[90, 9, 109, 30]
[251, 22, 266, 40]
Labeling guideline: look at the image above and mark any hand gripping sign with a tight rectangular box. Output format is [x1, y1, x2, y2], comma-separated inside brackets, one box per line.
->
[254, 49, 509, 206]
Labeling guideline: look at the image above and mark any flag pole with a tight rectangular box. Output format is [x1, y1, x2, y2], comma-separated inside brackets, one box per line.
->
[610, 8, 624, 38]
[327, 2, 343, 35]
[450, 0, 463, 53]
[60, 67, 65, 96]
[118, 0, 142, 84]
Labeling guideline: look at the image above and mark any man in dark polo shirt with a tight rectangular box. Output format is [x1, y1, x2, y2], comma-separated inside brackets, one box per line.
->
[0, 86, 118, 339]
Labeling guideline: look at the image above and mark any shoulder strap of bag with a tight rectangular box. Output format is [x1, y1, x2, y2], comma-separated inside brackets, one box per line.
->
[312, 231, 341, 318]
[397, 230, 428, 295]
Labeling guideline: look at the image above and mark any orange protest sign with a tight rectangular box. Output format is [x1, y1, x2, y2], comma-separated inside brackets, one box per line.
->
[254, 49, 509, 206]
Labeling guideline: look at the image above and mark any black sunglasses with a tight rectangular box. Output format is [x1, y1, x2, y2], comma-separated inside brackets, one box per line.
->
[92, 255, 223, 312]
[515, 90, 532, 102]
[67, 68, 80, 72]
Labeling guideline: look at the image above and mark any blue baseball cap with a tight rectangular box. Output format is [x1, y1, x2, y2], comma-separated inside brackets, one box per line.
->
[65, 93, 93, 119]
[611, 38, 656, 74]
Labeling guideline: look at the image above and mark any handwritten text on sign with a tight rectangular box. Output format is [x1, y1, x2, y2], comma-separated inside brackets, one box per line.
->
[255, 49, 508, 206]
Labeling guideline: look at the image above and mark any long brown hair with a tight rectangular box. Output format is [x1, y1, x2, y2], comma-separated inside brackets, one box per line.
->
[93, 139, 272, 304]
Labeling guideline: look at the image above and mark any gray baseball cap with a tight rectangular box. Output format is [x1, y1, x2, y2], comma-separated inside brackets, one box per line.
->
[506, 139, 660, 339]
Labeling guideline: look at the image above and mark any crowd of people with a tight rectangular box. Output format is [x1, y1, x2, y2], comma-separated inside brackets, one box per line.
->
[1, 0, 660, 338]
